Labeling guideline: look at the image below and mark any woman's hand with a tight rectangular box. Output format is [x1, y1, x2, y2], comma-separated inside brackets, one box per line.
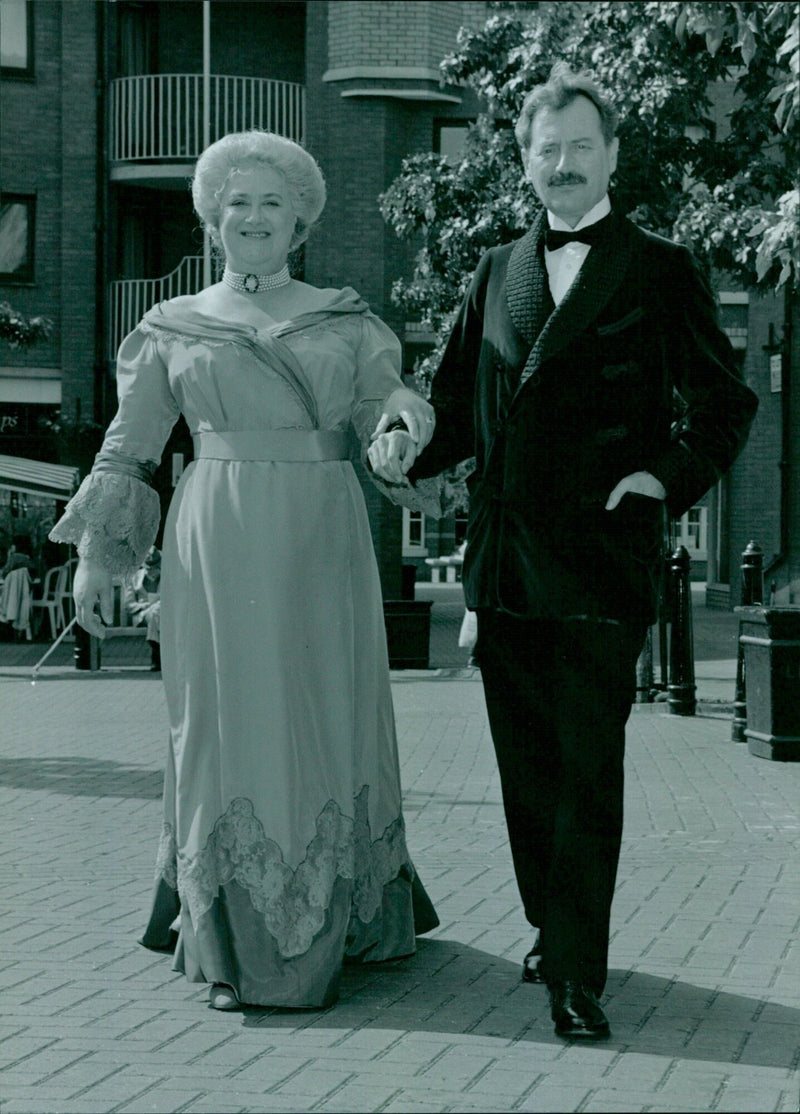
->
[373, 388, 435, 451]
[367, 431, 418, 485]
[73, 558, 114, 639]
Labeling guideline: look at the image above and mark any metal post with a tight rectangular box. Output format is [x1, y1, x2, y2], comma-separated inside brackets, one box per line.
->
[202, 1, 212, 289]
[732, 540, 764, 742]
[635, 625, 655, 703]
[658, 603, 669, 691]
[668, 545, 696, 716]
[657, 517, 675, 694]
[74, 623, 101, 671]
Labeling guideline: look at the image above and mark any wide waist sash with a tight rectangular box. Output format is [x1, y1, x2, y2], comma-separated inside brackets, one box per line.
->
[193, 430, 351, 462]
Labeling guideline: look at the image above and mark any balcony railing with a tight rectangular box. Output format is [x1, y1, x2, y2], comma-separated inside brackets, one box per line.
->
[108, 255, 204, 359]
[110, 74, 305, 163]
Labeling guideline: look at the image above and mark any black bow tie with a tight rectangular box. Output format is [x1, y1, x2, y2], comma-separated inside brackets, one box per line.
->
[545, 219, 610, 251]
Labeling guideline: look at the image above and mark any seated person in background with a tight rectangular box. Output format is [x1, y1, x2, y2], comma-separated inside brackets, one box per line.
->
[0, 535, 35, 638]
[1, 535, 37, 578]
[124, 545, 161, 670]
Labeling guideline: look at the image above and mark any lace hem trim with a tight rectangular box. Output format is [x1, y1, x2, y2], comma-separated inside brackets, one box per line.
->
[154, 787, 413, 958]
[49, 471, 161, 576]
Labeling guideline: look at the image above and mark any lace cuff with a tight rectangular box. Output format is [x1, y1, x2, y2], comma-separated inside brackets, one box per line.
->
[367, 472, 461, 520]
[49, 471, 161, 576]
[352, 399, 465, 520]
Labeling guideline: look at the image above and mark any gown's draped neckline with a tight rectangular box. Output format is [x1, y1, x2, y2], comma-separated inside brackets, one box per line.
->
[141, 288, 369, 429]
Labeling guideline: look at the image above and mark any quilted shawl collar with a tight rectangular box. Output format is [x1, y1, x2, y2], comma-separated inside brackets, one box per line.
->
[506, 208, 637, 399]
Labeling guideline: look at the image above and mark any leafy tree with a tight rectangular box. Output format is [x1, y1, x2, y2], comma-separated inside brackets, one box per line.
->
[380, 1, 798, 387]
[671, 1, 798, 288]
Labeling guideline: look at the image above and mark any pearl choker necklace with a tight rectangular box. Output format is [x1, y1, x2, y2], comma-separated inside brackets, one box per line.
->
[222, 265, 291, 293]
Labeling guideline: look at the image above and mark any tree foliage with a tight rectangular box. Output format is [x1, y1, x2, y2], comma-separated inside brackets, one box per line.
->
[380, 0, 798, 386]
[670, 2, 799, 287]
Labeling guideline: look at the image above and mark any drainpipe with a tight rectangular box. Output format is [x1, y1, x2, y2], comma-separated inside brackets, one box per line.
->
[93, 0, 109, 426]
[202, 1, 212, 289]
[764, 287, 793, 593]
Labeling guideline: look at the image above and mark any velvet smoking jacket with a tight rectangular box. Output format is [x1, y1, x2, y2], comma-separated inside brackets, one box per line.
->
[410, 209, 758, 624]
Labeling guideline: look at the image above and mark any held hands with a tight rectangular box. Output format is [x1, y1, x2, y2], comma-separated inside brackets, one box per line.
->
[368, 430, 418, 485]
[73, 558, 114, 640]
[605, 471, 666, 510]
[368, 387, 435, 484]
[372, 388, 436, 451]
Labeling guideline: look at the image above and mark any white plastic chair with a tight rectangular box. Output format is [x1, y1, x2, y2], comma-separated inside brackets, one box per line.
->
[31, 564, 68, 640]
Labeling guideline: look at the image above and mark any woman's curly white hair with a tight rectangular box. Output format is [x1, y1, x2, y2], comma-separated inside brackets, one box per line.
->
[191, 130, 327, 252]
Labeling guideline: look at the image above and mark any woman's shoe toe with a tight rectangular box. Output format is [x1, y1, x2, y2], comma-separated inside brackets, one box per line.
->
[209, 983, 239, 1010]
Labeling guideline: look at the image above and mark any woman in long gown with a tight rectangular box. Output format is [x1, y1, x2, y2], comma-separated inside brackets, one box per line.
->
[51, 131, 439, 1010]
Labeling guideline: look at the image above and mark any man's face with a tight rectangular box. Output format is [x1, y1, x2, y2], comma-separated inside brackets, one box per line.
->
[523, 96, 618, 227]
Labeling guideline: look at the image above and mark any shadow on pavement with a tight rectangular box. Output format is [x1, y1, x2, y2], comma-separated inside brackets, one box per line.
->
[240, 938, 799, 1069]
[0, 668, 161, 681]
[0, 755, 164, 798]
[4, 666, 481, 683]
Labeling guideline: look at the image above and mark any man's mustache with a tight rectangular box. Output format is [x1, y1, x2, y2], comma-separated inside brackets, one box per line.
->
[548, 173, 587, 187]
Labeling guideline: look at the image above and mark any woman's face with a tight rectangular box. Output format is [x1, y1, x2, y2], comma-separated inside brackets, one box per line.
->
[217, 163, 297, 274]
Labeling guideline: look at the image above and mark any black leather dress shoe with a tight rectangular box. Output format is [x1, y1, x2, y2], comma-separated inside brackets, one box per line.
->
[522, 939, 546, 983]
[548, 980, 610, 1039]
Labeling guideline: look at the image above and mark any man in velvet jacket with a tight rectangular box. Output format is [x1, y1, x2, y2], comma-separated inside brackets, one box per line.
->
[405, 65, 758, 1039]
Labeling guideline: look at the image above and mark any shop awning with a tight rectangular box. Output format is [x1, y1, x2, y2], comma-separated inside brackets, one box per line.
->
[0, 454, 80, 499]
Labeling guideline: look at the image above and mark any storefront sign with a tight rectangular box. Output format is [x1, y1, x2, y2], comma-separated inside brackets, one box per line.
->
[770, 353, 782, 393]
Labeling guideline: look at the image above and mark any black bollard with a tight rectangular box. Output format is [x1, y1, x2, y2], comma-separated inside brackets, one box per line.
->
[741, 540, 765, 606]
[656, 557, 670, 695]
[732, 541, 764, 742]
[667, 546, 696, 716]
[74, 623, 101, 671]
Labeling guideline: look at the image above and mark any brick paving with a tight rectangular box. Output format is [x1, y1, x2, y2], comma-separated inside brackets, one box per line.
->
[1, 648, 799, 1113]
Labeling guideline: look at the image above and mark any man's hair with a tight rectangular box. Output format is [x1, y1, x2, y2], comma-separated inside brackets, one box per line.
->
[514, 62, 619, 153]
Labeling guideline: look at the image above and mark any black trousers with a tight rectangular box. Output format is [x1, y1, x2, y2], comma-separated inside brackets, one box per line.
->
[476, 611, 648, 995]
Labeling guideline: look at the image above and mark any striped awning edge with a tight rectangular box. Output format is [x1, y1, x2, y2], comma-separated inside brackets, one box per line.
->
[0, 453, 80, 498]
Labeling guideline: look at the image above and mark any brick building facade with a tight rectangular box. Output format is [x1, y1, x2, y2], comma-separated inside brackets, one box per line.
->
[0, 0, 99, 438]
[0, 0, 796, 605]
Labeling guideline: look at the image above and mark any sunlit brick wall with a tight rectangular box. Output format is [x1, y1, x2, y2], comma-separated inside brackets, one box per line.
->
[328, 1, 486, 72]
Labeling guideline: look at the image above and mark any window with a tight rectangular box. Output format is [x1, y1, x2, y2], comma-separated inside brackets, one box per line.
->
[434, 120, 472, 165]
[0, 194, 35, 283]
[402, 509, 427, 556]
[1, 0, 33, 78]
[718, 292, 748, 350]
[454, 511, 469, 548]
[718, 293, 748, 373]
[677, 506, 708, 559]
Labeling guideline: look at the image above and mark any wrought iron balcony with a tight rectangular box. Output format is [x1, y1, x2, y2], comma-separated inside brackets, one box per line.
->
[109, 73, 305, 172]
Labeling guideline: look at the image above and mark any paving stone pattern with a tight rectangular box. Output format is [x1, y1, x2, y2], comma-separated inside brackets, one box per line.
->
[1, 665, 799, 1113]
